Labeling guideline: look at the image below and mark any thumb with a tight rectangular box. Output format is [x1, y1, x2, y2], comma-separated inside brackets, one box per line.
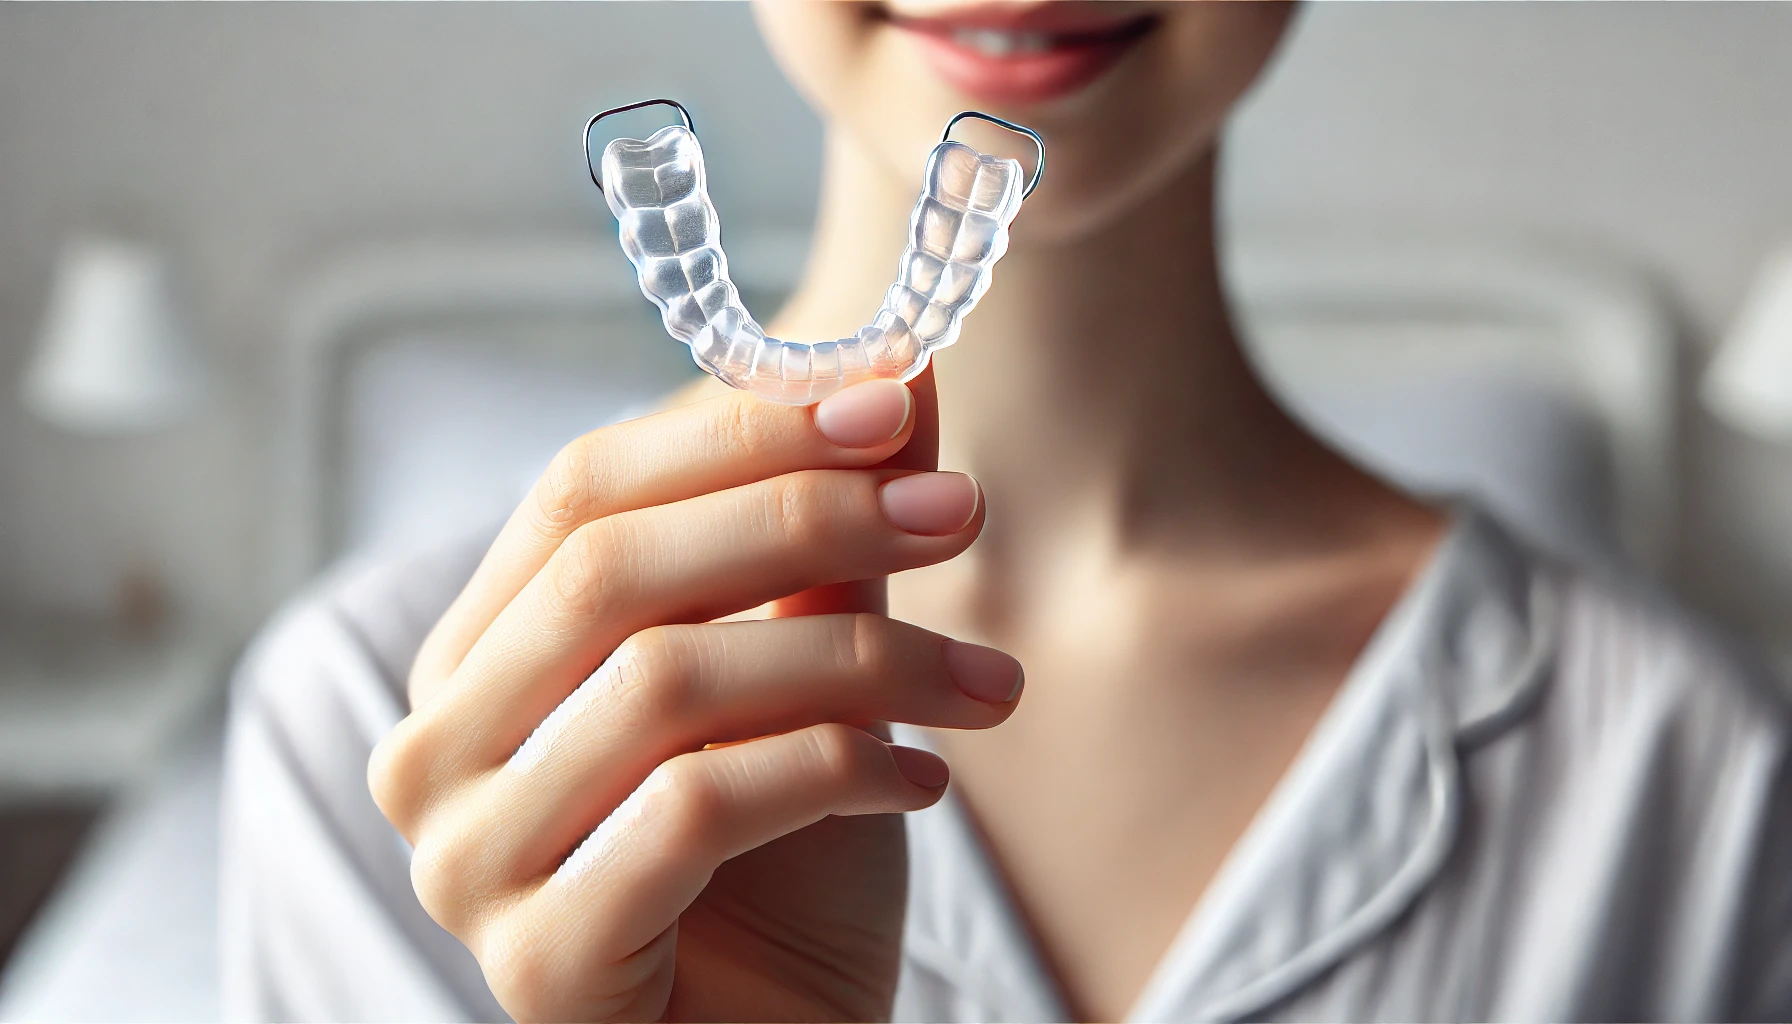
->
[770, 365, 941, 618]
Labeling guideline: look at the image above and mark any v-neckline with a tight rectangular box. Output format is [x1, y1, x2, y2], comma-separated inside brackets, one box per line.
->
[894, 506, 1553, 1021]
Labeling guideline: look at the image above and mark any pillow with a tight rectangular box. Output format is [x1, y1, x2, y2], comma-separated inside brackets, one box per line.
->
[1247, 311, 1621, 565]
[335, 317, 695, 559]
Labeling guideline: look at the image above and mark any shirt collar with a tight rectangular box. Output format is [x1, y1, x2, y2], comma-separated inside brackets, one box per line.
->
[897, 505, 1557, 1022]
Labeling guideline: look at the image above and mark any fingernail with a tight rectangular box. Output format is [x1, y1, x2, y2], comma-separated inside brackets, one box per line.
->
[941, 640, 1024, 704]
[879, 472, 979, 536]
[814, 379, 912, 448]
[890, 745, 950, 789]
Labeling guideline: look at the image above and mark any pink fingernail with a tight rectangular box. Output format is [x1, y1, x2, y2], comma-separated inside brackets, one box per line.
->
[813, 379, 912, 448]
[941, 640, 1024, 704]
[890, 746, 949, 789]
[878, 472, 979, 536]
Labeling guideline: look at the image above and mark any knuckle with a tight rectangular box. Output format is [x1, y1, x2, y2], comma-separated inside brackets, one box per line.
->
[548, 519, 622, 619]
[408, 828, 488, 935]
[804, 723, 876, 790]
[650, 756, 726, 853]
[367, 718, 429, 831]
[840, 612, 895, 677]
[764, 471, 840, 551]
[478, 918, 554, 1021]
[532, 432, 609, 535]
[605, 627, 694, 729]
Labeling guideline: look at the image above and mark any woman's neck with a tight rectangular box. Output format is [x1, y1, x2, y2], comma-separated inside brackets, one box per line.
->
[770, 128, 1432, 565]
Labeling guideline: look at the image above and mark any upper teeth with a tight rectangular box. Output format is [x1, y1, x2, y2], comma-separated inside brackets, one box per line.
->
[952, 28, 1053, 57]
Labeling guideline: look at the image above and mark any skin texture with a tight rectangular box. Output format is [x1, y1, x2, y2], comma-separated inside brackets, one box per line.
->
[374, 373, 997, 1021]
[372, 3, 1448, 1021]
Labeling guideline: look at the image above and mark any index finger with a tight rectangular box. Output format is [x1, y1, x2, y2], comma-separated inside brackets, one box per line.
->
[410, 377, 918, 704]
[768, 364, 940, 621]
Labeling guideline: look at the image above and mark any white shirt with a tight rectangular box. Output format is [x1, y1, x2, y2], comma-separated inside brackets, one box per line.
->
[221, 507, 1792, 1022]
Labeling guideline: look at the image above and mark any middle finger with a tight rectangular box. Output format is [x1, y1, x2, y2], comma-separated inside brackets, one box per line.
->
[419, 466, 984, 772]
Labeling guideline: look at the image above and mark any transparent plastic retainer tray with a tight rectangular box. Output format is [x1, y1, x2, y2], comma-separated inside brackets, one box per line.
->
[587, 99, 1043, 405]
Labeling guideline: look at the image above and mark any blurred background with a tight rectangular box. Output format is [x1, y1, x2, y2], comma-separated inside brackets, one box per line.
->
[3, 2, 1792, 1020]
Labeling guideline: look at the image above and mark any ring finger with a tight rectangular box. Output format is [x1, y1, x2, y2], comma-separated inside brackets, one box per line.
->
[478, 613, 1020, 882]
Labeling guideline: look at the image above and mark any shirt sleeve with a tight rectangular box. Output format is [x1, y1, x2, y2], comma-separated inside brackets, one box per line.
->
[1736, 739, 1792, 1022]
[218, 539, 504, 1023]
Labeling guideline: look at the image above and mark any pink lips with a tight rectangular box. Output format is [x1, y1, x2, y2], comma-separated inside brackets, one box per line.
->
[887, 4, 1157, 107]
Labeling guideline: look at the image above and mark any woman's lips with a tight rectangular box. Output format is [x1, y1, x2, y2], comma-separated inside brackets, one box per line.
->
[888, 9, 1157, 107]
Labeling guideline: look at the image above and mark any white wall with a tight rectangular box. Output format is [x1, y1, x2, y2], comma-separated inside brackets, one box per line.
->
[0, 3, 818, 624]
[1, 3, 1790, 639]
[1226, 2, 1792, 634]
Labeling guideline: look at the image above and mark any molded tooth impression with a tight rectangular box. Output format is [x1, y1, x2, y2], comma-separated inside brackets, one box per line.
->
[603, 125, 1027, 404]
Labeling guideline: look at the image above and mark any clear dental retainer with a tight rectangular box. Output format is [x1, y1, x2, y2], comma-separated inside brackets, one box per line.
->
[585, 98, 1044, 405]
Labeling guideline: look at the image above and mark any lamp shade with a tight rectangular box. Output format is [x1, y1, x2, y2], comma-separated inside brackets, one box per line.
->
[1702, 246, 1792, 443]
[22, 236, 206, 435]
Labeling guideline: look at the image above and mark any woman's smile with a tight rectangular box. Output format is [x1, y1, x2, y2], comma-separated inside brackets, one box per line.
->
[882, 2, 1160, 106]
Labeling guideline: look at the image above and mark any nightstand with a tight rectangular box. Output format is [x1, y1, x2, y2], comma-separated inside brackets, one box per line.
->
[0, 617, 234, 1001]
[0, 619, 234, 798]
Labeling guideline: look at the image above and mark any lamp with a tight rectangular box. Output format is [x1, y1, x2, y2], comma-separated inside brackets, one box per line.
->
[1702, 246, 1792, 443]
[22, 235, 206, 435]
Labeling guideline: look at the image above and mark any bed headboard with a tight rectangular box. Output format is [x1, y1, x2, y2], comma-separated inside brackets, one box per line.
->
[270, 231, 806, 593]
[271, 228, 1676, 600]
[1227, 230, 1676, 571]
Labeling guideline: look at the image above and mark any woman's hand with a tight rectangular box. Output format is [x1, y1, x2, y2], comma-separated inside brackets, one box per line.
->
[367, 374, 1023, 1022]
